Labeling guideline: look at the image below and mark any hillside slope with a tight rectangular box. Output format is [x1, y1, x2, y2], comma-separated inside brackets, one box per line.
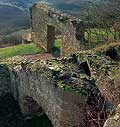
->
[45, 0, 110, 16]
[0, 0, 40, 9]
[0, 4, 29, 35]
[0, 0, 40, 35]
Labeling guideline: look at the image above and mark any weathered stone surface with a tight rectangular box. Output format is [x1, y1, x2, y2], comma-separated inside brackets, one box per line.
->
[8, 57, 87, 127]
[78, 51, 120, 105]
[31, 3, 85, 57]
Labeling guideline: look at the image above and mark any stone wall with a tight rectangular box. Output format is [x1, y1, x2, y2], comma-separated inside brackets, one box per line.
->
[9, 58, 87, 127]
[31, 3, 85, 57]
[0, 45, 119, 127]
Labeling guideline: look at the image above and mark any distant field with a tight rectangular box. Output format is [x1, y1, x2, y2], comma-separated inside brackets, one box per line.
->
[0, 43, 42, 60]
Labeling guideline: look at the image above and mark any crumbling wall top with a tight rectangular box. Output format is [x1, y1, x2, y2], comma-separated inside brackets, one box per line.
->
[33, 3, 51, 11]
[32, 3, 83, 25]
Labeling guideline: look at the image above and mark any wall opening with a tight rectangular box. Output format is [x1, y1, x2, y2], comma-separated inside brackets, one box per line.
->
[31, 114, 53, 127]
[47, 25, 61, 57]
[47, 25, 55, 53]
[23, 96, 53, 127]
[53, 28, 62, 57]
[0, 93, 24, 127]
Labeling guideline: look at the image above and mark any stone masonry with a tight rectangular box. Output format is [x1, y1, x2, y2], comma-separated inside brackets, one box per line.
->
[31, 3, 85, 57]
[9, 56, 87, 127]
[0, 46, 119, 127]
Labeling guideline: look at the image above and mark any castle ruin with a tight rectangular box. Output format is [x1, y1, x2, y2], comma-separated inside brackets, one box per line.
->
[0, 3, 119, 127]
[31, 3, 85, 57]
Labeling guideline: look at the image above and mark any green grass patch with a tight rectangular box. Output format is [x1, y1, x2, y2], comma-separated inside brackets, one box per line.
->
[54, 38, 61, 49]
[0, 43, 42, 60]
[85, 28, 119, 43]
[52, 38, 61, 56]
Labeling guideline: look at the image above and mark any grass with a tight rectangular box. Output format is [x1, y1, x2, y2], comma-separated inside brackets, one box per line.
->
[54, 38, 61, 49]
[85, 28, 119, 43]
[0, 43, 42, 60]
[54, 29, 120, 50]
[0, 38, 61, 60]
[52, 38, 61, 57]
